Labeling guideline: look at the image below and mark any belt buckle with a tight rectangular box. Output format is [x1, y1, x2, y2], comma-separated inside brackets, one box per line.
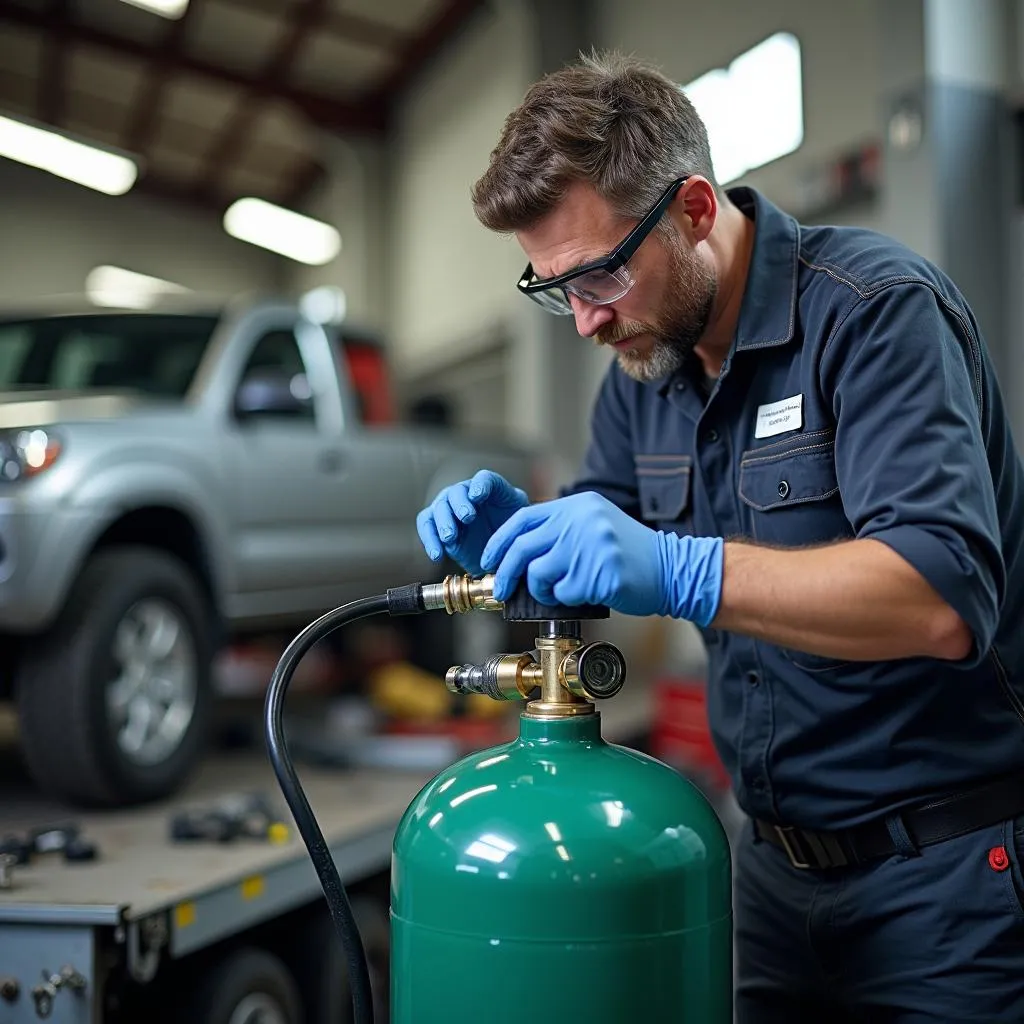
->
[775, 825, 813, 869]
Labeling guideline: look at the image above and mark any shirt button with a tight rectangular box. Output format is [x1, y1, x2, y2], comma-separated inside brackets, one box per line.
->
[707, 428, 719, 442]
[777, 480, 790, 499]
[746, 671, 760, 687]
[675, 381, 686, 392]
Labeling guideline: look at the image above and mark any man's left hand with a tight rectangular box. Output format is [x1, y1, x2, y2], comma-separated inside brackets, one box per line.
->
[478, 491, 724, 625]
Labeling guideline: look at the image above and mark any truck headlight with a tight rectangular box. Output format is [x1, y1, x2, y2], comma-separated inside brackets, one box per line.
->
[0, 429, 63, 480]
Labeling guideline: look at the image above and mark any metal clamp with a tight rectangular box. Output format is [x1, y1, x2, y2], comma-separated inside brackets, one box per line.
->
[0, 853, 16, 890]
[31, 966, 86, 1019]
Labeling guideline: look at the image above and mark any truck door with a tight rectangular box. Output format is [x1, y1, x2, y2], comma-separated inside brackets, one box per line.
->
[224, 319, 420, 621]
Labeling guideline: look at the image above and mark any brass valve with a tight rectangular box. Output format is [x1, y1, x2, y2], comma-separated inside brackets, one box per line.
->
[446, 636, 626, 718]
[429, 572, 625, 718]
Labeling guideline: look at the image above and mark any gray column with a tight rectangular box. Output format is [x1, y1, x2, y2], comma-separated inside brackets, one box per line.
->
[877, 0, 1019, 429]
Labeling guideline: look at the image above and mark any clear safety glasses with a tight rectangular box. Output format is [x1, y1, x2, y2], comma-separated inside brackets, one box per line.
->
[516, 176, 689, 315]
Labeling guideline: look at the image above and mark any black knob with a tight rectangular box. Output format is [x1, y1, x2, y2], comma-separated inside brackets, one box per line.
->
[501, 578, 610, 622]
[576, 642, 627, 699]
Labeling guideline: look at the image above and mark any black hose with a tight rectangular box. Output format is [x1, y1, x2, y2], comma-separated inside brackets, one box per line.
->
[264, 593, 391, 1024]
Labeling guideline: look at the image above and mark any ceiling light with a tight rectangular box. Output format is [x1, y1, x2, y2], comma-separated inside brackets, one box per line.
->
[0, 114, 138, 195]
[117, 0, 190, 17]
[85, 265, 189, 309]
[223, 198, 342, 266]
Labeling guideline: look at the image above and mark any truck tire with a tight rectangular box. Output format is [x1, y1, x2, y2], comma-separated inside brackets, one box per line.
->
[16, 545, 214, 806]
[178, 947, 301, 1024]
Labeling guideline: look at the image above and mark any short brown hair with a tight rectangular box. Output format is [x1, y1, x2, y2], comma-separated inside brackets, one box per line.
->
[472, 50, 717, 235]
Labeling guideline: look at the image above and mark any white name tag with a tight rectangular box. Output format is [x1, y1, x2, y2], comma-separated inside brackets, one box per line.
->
[754, 394, 803, 439]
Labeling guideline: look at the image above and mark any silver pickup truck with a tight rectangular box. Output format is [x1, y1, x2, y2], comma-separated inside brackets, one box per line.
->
[0, 296, 537, 807]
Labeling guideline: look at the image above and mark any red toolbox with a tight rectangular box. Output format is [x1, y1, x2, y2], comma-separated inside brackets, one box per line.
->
[650, 676, 730, 791]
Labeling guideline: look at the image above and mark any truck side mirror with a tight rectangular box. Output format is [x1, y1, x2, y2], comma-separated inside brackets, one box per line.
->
[234, 369, 313, 420]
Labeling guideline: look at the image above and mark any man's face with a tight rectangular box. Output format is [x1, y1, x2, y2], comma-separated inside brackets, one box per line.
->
[516, 181, 717, 382]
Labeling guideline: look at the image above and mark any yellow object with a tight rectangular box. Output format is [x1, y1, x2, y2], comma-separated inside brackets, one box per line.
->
[369, 662, 452, 721]
[267, 822, 291, 844]
[463, 693, 513, 719]
[240, 875, 265, 901]
[174, 902, 196, 929]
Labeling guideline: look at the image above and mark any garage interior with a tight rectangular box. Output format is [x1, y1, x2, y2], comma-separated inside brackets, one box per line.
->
[0, 0, 1022, 1021]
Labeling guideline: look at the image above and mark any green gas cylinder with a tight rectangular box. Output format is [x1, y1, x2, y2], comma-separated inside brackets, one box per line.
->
[390, 606, 733, 1022]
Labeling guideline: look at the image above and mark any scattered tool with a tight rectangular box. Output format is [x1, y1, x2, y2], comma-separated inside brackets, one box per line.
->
[170, 792, 290, 845]
[0, 823, 99, 870]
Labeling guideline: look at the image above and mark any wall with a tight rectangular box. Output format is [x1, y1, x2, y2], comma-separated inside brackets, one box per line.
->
[0, 158, 284, 304]
[598, 0, 885, 230]
[286, 133, 389, 336]
[387, 0, 536, 379]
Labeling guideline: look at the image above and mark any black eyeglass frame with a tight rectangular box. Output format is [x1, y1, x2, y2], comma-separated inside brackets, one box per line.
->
[516, 175, 691, 298]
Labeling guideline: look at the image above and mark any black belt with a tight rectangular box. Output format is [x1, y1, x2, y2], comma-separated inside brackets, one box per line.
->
[754, 771, 1024, 871]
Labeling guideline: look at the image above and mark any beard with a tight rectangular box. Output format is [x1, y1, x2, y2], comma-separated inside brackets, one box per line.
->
[597, 235, 717, 383]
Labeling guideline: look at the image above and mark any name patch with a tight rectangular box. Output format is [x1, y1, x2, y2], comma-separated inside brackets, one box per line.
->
[754, 394, 803, 439]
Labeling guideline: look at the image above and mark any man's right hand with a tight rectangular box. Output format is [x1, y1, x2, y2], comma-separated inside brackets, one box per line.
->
[416, 469, 530, 576]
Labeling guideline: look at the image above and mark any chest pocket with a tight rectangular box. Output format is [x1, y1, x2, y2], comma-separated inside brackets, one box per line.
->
[739, 429, 853, 671]
[635, 454, 693, 533]
[738, 430, 850, 539]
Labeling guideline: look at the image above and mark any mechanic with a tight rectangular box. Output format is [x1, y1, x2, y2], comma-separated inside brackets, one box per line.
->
[416, 51, 1024, 1022]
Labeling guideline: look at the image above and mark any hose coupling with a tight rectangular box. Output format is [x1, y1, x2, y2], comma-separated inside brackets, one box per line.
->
[445, 653, 540, 701]
[421, 574, 502, 615]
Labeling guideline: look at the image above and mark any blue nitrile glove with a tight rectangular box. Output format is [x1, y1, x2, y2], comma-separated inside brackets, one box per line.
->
[478, 491, 724, 625]
[416, 469, 530, 576]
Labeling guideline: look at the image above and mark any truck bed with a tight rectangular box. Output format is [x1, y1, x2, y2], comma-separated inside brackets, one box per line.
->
[0, 683, 654, 957]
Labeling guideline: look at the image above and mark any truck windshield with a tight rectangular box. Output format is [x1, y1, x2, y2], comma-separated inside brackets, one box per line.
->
[0, 313, 219, 397]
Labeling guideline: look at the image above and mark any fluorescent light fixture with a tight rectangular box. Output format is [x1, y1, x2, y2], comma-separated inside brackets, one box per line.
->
[223, 198, 342, 266]
[85, 265, 189, 309]
[0, 114, 138, 195]
[118, 0, 189, 17]
[684, 31, 803, 185]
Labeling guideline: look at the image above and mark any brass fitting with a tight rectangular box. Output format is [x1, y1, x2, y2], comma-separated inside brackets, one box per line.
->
[422, 574, 502, 615]
[446, 653, 540, 701]
[445, 633, 627, 718]
[524, 634, 594, 719]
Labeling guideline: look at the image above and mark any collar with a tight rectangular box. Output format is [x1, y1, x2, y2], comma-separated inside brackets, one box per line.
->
[727, 186, 800, 353]
[656, 187, 801, 398]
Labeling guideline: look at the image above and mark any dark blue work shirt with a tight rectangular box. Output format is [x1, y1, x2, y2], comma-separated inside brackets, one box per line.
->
[568, 187, 1024, 830]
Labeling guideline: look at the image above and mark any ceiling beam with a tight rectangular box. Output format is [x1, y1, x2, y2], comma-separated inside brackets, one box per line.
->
[278, 154, 327, 210]
[217, 0, 408, 52]
[194, 0, 329, 203]
[38, 0, 71, 127]
[370, 0, 488, 106]
[122, 0, 201, 156]
[0, 0, 387, 134]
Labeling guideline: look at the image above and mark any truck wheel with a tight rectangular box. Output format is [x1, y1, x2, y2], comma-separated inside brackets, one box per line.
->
[180, 947, 301, 1024]
[16, 545, 214, 806]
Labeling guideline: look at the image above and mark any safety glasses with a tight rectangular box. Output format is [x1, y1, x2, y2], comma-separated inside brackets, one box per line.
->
[516, 176, 689, 315]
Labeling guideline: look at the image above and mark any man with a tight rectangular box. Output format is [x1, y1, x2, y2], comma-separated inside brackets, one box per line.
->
[415, 51, 1024, 1022]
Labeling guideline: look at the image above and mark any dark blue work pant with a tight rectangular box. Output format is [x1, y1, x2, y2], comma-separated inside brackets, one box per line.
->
[734, 814, 1024, 1022]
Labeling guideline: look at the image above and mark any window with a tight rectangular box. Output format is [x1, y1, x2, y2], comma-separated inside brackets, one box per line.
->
[0, 314, 217, 396]
[683, 32, 804, 185]
[238, 329, 315, 422]
[243, 329, 308, 378]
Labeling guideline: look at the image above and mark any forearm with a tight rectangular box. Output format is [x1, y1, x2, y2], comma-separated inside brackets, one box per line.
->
[710, 538, 973, 661]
